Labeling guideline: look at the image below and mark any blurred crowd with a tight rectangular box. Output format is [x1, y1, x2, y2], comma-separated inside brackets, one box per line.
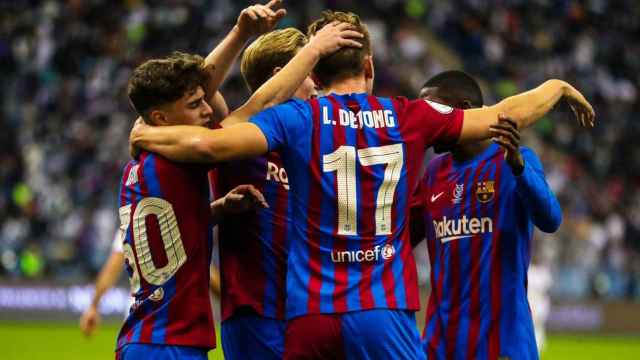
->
[1, 0, 638, 301]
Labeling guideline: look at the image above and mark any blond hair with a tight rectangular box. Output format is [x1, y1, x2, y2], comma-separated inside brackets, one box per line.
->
[307, 10, 371, 87]
[240, 28, 308, 93]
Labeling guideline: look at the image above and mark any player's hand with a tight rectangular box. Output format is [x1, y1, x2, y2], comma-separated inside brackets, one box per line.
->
[563, 84, 595, 128]
[490, 114, 524, 176]
[307, 21, 364, 57]
[236, 0, 287, 39]
[129, 117, 146, 158]
[220, 184, 269, 214]
[79, 304, 101, 337]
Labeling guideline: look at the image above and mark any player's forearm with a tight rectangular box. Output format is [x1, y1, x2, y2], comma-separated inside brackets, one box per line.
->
[91, 253, 125, 307]
[132, 125, 219, 163]
[515, 160, 562, 233]
[223, 43, 321, 125]
[204, 25, 250, 99]
[495, 79, 569, 129]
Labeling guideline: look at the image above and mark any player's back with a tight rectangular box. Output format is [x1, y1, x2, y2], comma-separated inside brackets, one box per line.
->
[251, 93, 463, 319]
[214, 153, 290, 321]
[116, 151, 215, 350]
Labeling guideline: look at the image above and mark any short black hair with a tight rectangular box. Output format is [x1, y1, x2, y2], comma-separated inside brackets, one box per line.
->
[422, 70, 483, 108]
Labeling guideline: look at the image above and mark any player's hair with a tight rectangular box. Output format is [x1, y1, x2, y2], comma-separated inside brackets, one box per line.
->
[307, 10, 371, 87]
[127, 52, 209, 120]
[422, 70, 484, 108]
[241, 28, 308, 93]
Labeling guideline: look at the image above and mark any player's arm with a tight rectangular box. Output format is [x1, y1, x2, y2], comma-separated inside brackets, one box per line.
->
[203, 1, 286, 103]
[210, 91, 229, 123]
[131, 22, 363, 163]
[210, 184, 269, 225]
[458, 79, 595, 144]
[491, 116, 562, 232]
[79, 234, 125, 337]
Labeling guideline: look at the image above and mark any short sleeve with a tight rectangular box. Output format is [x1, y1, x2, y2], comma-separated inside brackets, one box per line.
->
[249, 99, 311, 153]
[404, 98, 464, 148]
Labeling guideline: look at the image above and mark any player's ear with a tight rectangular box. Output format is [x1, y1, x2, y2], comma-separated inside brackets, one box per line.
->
[271, 66, 283, 76]
[363, 55, 374, 80]
[148, 109, 168, 126]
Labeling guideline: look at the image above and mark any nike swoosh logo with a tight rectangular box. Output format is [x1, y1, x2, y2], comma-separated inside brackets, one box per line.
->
[431, 192, 444, 202]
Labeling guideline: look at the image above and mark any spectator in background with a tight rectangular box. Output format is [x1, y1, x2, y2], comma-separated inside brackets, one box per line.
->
[1, 1, 639, 303]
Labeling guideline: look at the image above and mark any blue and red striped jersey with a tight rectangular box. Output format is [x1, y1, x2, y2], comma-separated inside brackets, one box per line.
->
[420, 144, 561, 360]
[116, 151, 215, 350]
[250, 94, 463, 319]
[213, 152, 290, 321]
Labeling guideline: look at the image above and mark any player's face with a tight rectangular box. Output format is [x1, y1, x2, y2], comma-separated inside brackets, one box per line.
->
[294, 76, 318, 100]
[164, 86, 213, 127]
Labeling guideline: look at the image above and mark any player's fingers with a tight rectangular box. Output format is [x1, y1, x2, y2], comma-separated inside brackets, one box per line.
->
[244, 7, 259, 20]
[254, 5, 272, 18]
[273, 8, 287, 19]
[250, 6, 267, 19]
[489, 125, 520, 141]
[265, 0, 282, 9]
[489, 127, 518, 145]
[492, 137, 517, 153]
[339, 39, 364, 48]
[247, 187, 266, 204]
[335, 22, 358, 32]
[226, 193, 244, 202]
[339, 29, 365, 39]
[498, 116, 518, 129]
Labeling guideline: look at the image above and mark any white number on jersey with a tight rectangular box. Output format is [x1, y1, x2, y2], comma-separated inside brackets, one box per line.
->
[118, 197, 187, 292]
[322, 144, 404, 236]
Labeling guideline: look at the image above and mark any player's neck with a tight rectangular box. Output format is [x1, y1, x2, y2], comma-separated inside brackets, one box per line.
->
[451, 140, 493, 162]
[324, 76, 368, 95]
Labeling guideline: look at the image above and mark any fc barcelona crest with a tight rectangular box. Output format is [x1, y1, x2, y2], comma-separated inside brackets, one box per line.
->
[476, 181, 495, 203]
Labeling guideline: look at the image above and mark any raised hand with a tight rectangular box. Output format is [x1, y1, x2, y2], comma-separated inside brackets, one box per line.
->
[490, 114, 525, 175]
[307, 21, 364, 57]
[564, 84, 595, 128]
[236, 0, 287, 39]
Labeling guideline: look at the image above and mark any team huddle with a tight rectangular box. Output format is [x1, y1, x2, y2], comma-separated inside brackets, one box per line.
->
[114, 1, 595, 359]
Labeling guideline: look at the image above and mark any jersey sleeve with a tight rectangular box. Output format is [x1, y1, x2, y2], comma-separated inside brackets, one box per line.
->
[403, 98, 464, 148]
[515, 147, 562, 233]
[249, 99, 311, 153]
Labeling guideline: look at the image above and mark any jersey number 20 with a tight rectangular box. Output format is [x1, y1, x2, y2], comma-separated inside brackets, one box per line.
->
[323, 144, 403, 236]
[119, 198, 187, 293]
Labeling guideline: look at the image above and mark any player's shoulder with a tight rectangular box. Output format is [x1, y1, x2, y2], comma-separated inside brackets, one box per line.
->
[279, 97, 313, 113]
[138, 150, 198, 176]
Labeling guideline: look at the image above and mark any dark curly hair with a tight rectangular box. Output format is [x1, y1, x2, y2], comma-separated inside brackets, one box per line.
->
[127, 52, 209, 121]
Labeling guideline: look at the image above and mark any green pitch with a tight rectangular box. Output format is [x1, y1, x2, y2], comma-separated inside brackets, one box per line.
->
[1, 321, 638, 359]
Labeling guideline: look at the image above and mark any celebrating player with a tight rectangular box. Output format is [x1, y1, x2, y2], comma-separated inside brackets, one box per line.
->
[129, 10, 593, 359]
[116, 52, 273, 360]
[416, 70, 562, 359]
[213, 28, 316, 360]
